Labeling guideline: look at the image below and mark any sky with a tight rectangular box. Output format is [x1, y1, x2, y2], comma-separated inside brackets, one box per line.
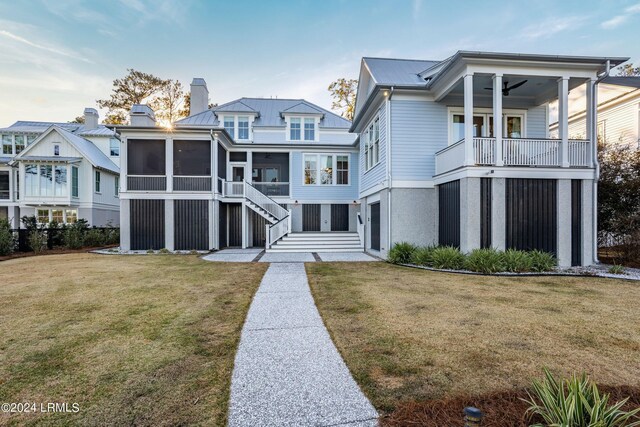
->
[1, 0, 639, 126]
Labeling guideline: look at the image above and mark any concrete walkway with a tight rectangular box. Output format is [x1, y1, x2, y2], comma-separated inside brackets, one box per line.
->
[228, 263, 378, 427]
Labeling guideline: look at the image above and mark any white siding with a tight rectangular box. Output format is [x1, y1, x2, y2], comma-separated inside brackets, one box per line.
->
[566, 98, 639, 146]
[527, 104, 548, 139]
[360, 104, 387, 193]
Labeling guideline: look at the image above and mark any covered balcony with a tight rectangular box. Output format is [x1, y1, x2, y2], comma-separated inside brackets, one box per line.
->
[433, 65, 598, 176]
[222, 151, 290, 198]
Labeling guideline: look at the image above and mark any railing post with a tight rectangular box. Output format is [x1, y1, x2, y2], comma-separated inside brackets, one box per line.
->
[265, 223, 270, 249]
[493, 74, 503, 166]
[287, 209, 292, 234]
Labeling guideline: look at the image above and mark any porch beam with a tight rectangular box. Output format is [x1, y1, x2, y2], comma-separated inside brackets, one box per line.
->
[558, 77, 570, 167]
[493, 73, 504, 167]
[463, 73, 474, 166]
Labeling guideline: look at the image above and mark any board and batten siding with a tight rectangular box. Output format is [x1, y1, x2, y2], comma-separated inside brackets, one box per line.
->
[526, 104, 549, 139]
[290, 151, 359, 200]
[360, 104, 387, 193]
[390, 99, 448, 181]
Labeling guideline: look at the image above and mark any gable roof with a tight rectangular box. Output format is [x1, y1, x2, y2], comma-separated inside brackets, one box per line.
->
[214, 99, 258, 113]
[0, 120, 115, 137]
[602, 76, 640, 89]
[176, 98, 350, 129]
[363, 57, 441, 87]
[14, 126, 119, 174]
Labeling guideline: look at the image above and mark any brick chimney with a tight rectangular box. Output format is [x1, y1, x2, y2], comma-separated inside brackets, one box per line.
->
[129, 104, 156, 126]
[84, 108, 99, 130]
[190, 78, 209, 116]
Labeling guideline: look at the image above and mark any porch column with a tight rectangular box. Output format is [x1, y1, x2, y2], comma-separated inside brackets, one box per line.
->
[212, 137, 217, 194]
[558, 77, 570, 167]
[463, 74, 475, 166]
[493, 74, 504, 166]
[165, 137, 173, 192]
[241, 204, 248, 249]
[120, 137, 127, 192]
[246, 151, 252, 184]
[585, 78, 596, 166]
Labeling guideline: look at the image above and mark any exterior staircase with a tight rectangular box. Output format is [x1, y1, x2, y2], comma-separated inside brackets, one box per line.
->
[267, 232, 363, 253]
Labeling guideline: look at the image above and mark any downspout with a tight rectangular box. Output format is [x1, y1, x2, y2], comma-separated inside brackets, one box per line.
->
[387, 86, 394, 254]
[591, 59, 610, 263]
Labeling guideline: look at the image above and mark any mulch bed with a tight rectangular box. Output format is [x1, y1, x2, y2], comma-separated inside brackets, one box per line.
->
[381, 386, 640, 426]
[599, 247, 640, 269]
[0, 245, 118, 262]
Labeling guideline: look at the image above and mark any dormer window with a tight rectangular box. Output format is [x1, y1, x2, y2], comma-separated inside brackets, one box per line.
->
[290, 118, 301, 140]
[224, 116, 235, 138]
[304, 118, 315, 140]
[288, 117, 317, 141]
[222, 115, 253, 141]
[237, 116, 249, 140]
[54, 145, 60, 156]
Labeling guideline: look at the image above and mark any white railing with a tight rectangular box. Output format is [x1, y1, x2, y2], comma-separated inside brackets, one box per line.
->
[473, 138, 495, 165]
[251, 182, 289, 197]
[356, 212, 365, 249]
[224, 181, 244, 197]
[266, 212, 290, 249]
[568, 140, 590, 167]
[244, 181, 288, 220]
[503, 138, 560, 166]
[434, 139, 465, 175]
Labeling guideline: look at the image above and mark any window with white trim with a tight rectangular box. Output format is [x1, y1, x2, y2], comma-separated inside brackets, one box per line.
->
[2, 135, 12, 155]
[110, 138, 120, 156]
[237, 116, 249, 140]
[304, 118, 315, 141]
[115, 176, 119, 196]
[363, 116, 380, 171]
[95, 170, 101, 193]
[303, 153, 349, 186]
[290, 118, 301, 141]
[71, 166, 79, 198]
[15, 135, 25, 154]
[223, 116, 235, 138]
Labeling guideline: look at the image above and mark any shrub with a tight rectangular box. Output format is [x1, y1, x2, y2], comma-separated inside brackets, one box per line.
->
[388, 242, 417, 264]
[146, 249, 155, 254]
[608, 264, 626, 275]
[63, 219, 89, 249]
[28, 230, 47, 254]
[528, 250, 557, 272]
[411, 246, 436, 266]
[464, 248, 504, 273]
[0, 219, 15, 256]
[104, 226, 120, 245]
[159, 248, 171, 254]
[430, 246, 465, 270]
[83, 228, 106, 247]
[525, 368, 640, 427]
[501, 249, 533, 273]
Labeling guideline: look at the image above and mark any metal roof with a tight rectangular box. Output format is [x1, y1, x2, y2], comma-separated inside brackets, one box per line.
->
[18, 156, 82, 163]
[0, 120, 115, 137]
[214, 99, 258, 113]
[177, 98, 350, 128]
[362, 57, 441, 87]
[280, 102, 324, 116]
[602, 76, 640, 89]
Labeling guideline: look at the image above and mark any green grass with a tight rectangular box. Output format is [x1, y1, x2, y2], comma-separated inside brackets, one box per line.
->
[0, 254, 267, 426]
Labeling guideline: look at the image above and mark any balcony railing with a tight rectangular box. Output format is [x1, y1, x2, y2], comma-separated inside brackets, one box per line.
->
[0, 190, 9, 200]
[127, 175, 166, 191]
[251, 182, 289, 197]
[223, 181, 244, 197]
[173, 176, 212, 192]
[436, 138, 591, 174]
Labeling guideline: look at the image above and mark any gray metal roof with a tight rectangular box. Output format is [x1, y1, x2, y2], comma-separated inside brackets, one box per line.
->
[363, 57, 441, 87]
[214, 99, 258, 113]
[602, 76, 640, 89]
[280, 102, 324, 116]
[0, 120, 115, 137]
[177, 98, 350, 128]
[18, 156, 82, 163]
[0, 156, 12, 165]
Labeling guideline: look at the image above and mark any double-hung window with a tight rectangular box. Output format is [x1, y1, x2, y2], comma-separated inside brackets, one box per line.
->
[290, 118, 301, 141]
[364, 117, 380, 171]
[304, 118, 315, 141]
[336, 155, 349, 185]
[95, 171, 101, 193]
[224, 116, 235, 139]
[110, 138, 120, 156]
[304, 154, 317, 184]
[2, 135, 12, 155]
[15, 135, 25, 154]
[54, 166, 67, 196]
[115, 176, 119, 196]
[303, 154, 349, 186]
[237, 116, 249, 140]
[71, 167, 79, 197]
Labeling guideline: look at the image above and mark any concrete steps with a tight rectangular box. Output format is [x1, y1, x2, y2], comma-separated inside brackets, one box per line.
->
[267, 232, 363, 253]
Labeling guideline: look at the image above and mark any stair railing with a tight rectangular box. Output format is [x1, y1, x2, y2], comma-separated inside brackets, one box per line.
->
[244, 181, 288, 220]
[265, 211, 290, 249]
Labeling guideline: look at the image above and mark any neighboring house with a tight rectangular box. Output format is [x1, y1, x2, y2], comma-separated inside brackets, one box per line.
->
[115, 79, 360, 252]
[0, 108, 120, 227]
[550, 76, 640, 148]
[350, 51, 627, 266]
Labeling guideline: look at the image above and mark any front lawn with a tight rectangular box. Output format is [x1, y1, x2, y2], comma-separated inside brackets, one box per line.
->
[0, 254, 267, 426]
[306, 262, 640, 425]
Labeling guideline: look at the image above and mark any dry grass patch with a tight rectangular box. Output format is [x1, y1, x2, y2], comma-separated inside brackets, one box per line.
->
[306, 262, 640, 420]
[0, 254, 267, 426]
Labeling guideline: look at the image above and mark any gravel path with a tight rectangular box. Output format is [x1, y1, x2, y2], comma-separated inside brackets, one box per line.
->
[228, 263, 378, 427]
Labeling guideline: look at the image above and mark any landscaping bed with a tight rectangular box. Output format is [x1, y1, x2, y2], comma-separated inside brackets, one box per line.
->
[306, 262, 640, 425]
[0, 254, 267, 426]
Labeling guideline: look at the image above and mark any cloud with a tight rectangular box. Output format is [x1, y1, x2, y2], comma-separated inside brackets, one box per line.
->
[0, 30, 93, 64]
[520, 16, 587, 40]
[601, 2, 640, 29]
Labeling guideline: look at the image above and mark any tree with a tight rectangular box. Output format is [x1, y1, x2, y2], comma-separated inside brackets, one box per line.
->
[179, 92, 217, 118]
[97, 69, 168, 125]
[69, 116, 84, 124]
[617, 63, 640, 76]
[328, 78, 358, 121]
[152, 80, 185, 128]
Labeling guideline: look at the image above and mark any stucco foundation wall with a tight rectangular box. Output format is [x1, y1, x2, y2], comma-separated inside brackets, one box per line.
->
[390, 188, 437, 247]
[362, 188, 389, 259]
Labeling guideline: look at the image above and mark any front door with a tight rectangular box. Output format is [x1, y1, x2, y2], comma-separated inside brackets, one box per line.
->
[370, 203, 380, 251]
[232, 166, 245, 182]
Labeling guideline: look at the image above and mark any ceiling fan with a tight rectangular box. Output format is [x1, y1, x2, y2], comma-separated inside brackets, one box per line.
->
[484, 80, 528, 96]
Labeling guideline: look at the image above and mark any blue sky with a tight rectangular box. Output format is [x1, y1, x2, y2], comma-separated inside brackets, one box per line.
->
[1, 0, 639, 125]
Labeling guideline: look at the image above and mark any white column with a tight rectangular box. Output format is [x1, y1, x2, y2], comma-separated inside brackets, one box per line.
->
[241, 204, 248, 249]
[585, 78, 596, 166]
[165, 199, 174, 251]
[120, 199, 130, 251]
[246, 151, 252, 184]
[491, 178, 506, 250]
[493, 74, 504, 166]
[556, 179, 572, 266]
[463, 74, 475, 166]
[165, 137, 173, 192]
[120, 137, 127, 192]
[558, 77, 570, 167]
[212, 137, 218, 194]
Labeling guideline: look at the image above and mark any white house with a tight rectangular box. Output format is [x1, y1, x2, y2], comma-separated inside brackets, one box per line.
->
[1, 108, 120, 227]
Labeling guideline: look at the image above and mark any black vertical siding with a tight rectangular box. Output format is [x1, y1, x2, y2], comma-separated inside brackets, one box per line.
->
[130, 199, 165, 250]
[571, 180, 582, 266]
[331, 204, 349, 231]
[218, 203, 227, 248]
[370, 202, 380, 251]
[303, 204, 321, 231]
[506, 179, 557, 255]
[174, 200, 209, 250]
[438, 180, 460, 247]
[228, 203, 242, 247]
[251, 210, 267, 248]
[480, 178, 492, 249]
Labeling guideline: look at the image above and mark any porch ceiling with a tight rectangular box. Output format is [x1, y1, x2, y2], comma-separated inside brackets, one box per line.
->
[442, 74, 587, 107]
